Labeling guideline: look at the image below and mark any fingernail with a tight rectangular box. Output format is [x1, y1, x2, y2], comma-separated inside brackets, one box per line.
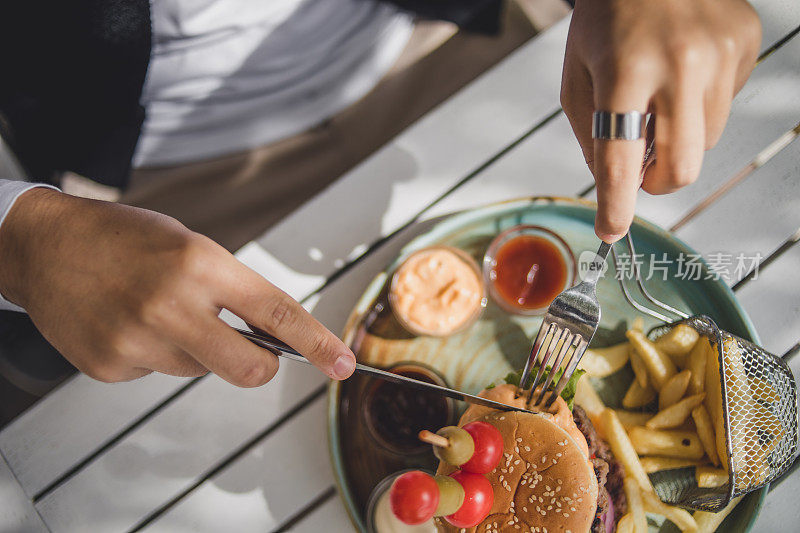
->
[598, 232, 624, 244]
[332, 354, 356, 379]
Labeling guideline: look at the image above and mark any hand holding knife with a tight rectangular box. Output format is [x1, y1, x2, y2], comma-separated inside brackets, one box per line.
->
[236, 327, 533, 415]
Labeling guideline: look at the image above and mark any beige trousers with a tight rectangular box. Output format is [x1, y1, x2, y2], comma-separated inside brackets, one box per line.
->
[122, 1, 567, 251]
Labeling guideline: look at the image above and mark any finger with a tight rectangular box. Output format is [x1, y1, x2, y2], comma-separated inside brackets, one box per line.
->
[143, 344, 209, 378]
[561, 57, 596, 170]
[641, 87, 706, 195]
[592, 83, 653, 242]
[220, 264, 356, 381]
[173, 313, 280, 388]
[703, 69, 735, 149]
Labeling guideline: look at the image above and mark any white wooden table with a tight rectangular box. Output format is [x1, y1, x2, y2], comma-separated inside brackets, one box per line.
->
[2, 7, 800, 533]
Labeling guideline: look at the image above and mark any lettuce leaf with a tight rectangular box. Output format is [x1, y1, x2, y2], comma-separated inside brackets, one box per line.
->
[486, 366, 585, 410]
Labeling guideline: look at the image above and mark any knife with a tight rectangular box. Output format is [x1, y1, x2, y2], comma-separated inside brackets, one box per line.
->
[235, 327, 534, 415]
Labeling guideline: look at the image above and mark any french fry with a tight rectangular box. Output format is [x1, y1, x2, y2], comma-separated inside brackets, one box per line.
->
[687, 337, 708, 395]
[703, 340, 729, 471]
[627, 329, 677, 390]
[647, 394, 706, 429]
[656, 324, 700, 361]
[623, 477, 648, 533]
[629, 345, 649, 388]
[614, 409, 653, 430]
[623, 379, 657, 409]
[574, 377, 605, 423]
[640, 456, 702, 474]
[629, 427, 705, 459]
[748, 376, 779, 403]
[632, 317, 645, 332]
[601, 409, 654, 492]
[693, 496, 742, 533]
[695, 466, 729, 488]
[659, 370, 692, 410]
[617, 514, 634, 533]
[691, 405, 720, 466]
[641, 490, 698, 532]
[580, 342, 630, 377]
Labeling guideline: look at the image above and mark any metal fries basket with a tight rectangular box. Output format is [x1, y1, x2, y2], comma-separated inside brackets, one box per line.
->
[649, 316, 797, 511]
[611, 234, 798, 511]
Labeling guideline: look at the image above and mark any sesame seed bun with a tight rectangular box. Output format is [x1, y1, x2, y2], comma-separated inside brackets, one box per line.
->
[435, 385, 598, 533]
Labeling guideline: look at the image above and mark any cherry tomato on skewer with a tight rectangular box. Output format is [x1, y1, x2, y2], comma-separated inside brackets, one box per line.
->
[460, 421, 504, 474]
[445, 470, 494, 528]
[389, 471, 440, 525]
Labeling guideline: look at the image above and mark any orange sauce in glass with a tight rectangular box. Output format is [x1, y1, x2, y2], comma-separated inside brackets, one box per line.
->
[491, 235, 567, 311]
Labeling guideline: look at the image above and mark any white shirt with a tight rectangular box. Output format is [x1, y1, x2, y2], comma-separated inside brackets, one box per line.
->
[134, 0, 413, 167]
[0, 0, 413, 310]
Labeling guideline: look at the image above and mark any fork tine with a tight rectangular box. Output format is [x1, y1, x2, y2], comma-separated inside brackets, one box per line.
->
[525, 325, 566, 405]
[543, 337, 588, 408]
[516, 322, 555, 396]
[534, 331, 575, 405]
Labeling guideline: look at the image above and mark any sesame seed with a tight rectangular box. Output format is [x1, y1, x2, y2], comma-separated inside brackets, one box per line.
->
[509, 466, 514, 473]
[514, 459, 520, 465]
[525, 446, 531, 451]
[570, 507, 576, 511]
[516, 437, 523, 442]
[563, 513, 570, 517]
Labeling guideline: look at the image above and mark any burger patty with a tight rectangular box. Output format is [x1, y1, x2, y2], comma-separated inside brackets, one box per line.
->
[572, 406, 628, 532]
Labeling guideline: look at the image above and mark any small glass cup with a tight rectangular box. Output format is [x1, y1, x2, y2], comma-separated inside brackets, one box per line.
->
[482, 225, 576, 316]
[361, 362, 457, 456]
[389, 246, 486, 337]
[366, 470, 437, 533]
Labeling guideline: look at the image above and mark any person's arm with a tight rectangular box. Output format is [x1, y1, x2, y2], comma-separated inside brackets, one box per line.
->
[560, 0, 761, 242]
[0, 188, 356, 385]
[0, 179, 60, 311]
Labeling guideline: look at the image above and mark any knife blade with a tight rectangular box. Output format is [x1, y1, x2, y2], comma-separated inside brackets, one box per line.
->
[235, 327, 534, 415]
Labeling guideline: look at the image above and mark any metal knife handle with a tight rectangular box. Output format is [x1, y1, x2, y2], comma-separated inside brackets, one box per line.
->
[234, 327, 533, 415]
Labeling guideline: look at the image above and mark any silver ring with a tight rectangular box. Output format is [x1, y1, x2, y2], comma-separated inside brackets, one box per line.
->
[592, 111, 647, 140]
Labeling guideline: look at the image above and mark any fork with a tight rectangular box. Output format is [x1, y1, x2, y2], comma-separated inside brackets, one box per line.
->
[517, 241, 611, 407]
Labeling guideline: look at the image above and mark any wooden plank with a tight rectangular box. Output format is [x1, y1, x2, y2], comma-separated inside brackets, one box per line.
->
[0, 454, 47, 533]
[0, 16, 574, 504]
[140, 397, 334, 533]
[755, 0, 800, 48]
[736, 243, 800, 357]
[0, 373, 192, 498]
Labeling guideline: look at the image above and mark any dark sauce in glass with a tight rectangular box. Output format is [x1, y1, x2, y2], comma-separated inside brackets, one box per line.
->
[365, 369, 451, 455]
[491, 235, 567, 310]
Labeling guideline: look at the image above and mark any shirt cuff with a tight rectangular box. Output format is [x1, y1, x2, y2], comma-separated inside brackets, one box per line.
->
[0, 180, 60, 312]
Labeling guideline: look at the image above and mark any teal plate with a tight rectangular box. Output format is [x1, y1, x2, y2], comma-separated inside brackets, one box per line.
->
[328, 197, 765, 532]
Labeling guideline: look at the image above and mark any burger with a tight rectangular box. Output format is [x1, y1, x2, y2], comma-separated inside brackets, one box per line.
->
[433, 383, 626, 532]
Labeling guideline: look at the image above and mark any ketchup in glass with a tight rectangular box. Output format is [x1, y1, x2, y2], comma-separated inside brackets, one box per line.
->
[485, 226, 573, 314]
